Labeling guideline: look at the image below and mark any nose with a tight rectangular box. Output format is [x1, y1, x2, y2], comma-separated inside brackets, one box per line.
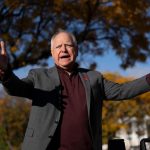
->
[61, 44, 67, 52]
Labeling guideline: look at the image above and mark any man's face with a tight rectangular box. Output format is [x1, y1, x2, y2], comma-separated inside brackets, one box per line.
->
[51, 32, 78, 70]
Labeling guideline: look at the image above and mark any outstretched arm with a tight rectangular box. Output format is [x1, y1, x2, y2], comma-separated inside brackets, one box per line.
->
[0, 41, 34, 99]
[102, 75, 150, 100]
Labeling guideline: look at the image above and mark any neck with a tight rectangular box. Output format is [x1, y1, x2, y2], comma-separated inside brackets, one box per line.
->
[56, 63, 78, 74]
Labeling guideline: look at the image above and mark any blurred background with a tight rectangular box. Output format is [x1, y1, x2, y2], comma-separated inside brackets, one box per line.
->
[0, 0, 150, 149]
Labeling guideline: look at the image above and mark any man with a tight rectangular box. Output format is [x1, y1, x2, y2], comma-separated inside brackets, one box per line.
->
[0, 30, 150, 150]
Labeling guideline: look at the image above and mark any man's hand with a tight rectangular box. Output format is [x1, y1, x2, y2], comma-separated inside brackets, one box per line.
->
[0, 41, 8, 78]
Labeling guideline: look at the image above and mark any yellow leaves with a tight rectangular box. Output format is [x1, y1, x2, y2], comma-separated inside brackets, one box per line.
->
[0, 0, 149, 70]
[0, 96, 31, 148]
[140, 92, 150, 102]
[113, 0, 124, 16]
[103, 72, 132, 83]
[53, 0, 64, 13]
[101, 0, 149, 28]
[10, 39, 20, 53]
[101, 0, 124, 21]
[5, 0, 22, 11]
[10, 46, 17, 52]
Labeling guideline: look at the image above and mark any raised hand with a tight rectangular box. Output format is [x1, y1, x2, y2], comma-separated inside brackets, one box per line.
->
[0, 41, 8, 77]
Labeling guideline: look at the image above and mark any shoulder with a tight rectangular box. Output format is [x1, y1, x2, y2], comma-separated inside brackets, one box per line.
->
[28, 66, 57, 76]
[78, 67, 102, 75]
[78, 68, 103, 79]
[29, 66, 55, 73]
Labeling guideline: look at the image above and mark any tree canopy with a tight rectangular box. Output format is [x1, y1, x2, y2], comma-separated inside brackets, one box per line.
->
[0, 0, 150, 69]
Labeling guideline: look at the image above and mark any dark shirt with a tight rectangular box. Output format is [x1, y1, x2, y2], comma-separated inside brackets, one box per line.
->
[48, 66, 92, 150]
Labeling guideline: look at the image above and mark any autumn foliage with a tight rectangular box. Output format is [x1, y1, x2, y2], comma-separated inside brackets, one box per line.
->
[0, 0, 150, 69]
[0, 95, 31, 150]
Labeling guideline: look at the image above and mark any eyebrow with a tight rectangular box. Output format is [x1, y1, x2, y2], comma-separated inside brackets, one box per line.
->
[55, 44, 62, 48]
[55, 42, 74, 47]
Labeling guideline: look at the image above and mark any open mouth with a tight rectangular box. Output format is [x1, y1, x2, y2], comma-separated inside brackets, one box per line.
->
[60, 55, 70, 59]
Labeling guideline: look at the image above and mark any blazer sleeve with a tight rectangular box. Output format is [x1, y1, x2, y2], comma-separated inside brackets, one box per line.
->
[2, 69, 35, 99]
[102, 75, 150, 100]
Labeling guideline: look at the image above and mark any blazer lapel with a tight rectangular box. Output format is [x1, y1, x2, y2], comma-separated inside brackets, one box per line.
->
[79, 72, 91, 118]
[48, 66, 60, 87]
[47, 66, 62, 101]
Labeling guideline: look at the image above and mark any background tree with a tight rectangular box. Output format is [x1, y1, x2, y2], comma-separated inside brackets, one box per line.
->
[0, 0, 150, 69]
[0, 95, 31, 150]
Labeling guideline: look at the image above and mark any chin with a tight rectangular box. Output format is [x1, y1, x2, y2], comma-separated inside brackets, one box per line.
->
[61, 64, 73, 69]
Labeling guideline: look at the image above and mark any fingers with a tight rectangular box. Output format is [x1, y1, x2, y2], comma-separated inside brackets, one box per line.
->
[0, 41, 6, 55]
[0, 41, 8, 71]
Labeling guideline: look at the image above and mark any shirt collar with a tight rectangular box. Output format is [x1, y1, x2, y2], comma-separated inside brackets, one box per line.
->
[56, 63, 79, 76]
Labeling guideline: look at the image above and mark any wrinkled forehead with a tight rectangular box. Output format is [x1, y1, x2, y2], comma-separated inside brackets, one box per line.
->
[53, 32, 73, 44]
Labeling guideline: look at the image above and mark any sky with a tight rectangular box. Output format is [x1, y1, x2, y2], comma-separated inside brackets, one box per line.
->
[14, 50, 150, 79]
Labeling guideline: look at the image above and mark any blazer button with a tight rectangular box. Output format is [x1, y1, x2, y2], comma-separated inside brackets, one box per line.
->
[55, 120, 59, 124]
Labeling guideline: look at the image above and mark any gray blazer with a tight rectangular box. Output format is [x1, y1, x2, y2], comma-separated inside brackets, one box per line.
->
[2, 66, 150, 150]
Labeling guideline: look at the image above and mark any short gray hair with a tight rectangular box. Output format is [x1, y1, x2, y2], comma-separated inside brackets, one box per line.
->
[50, 29, 77, 49]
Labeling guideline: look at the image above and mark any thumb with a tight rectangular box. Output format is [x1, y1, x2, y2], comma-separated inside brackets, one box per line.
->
[0, 41, 6, 55]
